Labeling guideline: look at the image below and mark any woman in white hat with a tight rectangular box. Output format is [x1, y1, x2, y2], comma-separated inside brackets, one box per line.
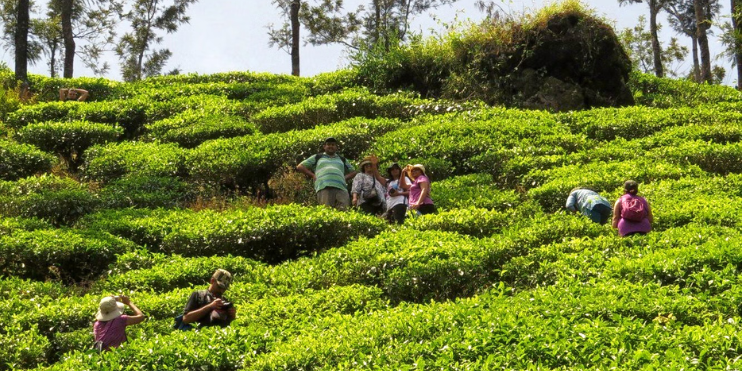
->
[351, 156, 387, 215]
[400, 164, 437, 215]
[93, 295, 145, 351]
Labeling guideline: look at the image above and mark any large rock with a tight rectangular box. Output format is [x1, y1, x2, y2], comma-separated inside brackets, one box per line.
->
[507, 11, 634, 110]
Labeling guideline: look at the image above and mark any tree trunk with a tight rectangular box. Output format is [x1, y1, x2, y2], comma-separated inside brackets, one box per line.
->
[291, 0, 300, 76]
[691, 35, 700, 82]
[15, 0, 30, 84]
[695, 0, 713, 82]
[732, 0, 742, 89]
[61, 0, 75, 78]
[649, 0, 665, 77]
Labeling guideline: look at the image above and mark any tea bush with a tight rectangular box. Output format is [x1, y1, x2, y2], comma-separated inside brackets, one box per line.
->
[0, 175, 99, 225]
[98, 175, 196, 209]
[82, 141, 188, 183]
[0, 229, 135, 282]
[147, 112, 256, 148]
[0, 140, 55, 181]
[434, 173, 523, 210]
[14, 120, 122, 169]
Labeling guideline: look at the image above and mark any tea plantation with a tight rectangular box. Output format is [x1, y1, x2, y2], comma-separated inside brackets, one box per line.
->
[3, 62, 742, 369]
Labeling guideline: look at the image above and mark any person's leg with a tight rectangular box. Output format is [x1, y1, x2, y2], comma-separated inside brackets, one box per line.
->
[597, 204, 613, 225]
[359, 202, 376, 214]
[392, 204, 407, 224]
[584, 208, 603, 224]
[334, 188, 350, 210]
[418, 204, 437, 215]
[316, 188, 332, 207]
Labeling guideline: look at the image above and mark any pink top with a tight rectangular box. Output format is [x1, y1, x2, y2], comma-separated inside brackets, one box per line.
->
[409, 175, 433, 205]
[93, 315, 130, 350]
[617, 194, 651, 237]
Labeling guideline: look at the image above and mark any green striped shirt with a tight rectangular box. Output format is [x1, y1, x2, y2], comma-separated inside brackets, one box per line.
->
[300, 154, 354, 192]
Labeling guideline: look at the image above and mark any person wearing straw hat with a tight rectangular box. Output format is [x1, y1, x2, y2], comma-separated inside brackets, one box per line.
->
[181, 269, 236, 328]
[351, 155, 387, 215]
[297, 137, 357, 210]
[92, 295, 145, 351]
[400, 164, 437, 215]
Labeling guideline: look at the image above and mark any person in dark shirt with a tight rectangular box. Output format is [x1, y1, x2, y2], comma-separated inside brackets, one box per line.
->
[181, 269, 236, 328]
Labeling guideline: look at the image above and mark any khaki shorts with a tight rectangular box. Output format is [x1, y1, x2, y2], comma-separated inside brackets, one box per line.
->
[317, 187, 350, 210]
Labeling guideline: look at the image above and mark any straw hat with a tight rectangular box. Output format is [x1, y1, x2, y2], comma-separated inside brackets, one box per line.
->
[96, 296, 125, 322]
[411, 164, 426, 176]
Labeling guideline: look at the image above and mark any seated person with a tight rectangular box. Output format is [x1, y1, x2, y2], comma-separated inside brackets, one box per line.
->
[181, 269, 237, 328]
[59, 87, 89, 102]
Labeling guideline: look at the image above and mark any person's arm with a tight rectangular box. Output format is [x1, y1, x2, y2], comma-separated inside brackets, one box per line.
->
[565, 192, 577, 212]
[182, 293, 223, 324]
[119, 296, 145, 325]
[399, 173, 411, 190]
[76, 89, 89, 101]
[611, 199, 621, 228]
[351, 174, 362, 206]
[296, 163, 316, 181]
[59, 88, 67, 101]
[373, 169, 387, 187]
[343, 161, 357, 181]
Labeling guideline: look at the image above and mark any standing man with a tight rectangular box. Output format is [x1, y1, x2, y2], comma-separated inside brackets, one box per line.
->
[297, 137, 357, 210]
[180, 269, 236, 329]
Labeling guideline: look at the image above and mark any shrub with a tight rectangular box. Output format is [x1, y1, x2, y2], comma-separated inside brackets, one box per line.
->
[146, 112, 256, 148]
[434, 173, 523, 210]
[159, 205, 388, 262]
[0, 229, 136, 282]
[98, 175, 196, 209]
[250, 88, 427, 134]
[0, 140, 55, 181]
[406, 202, 541, 238]
[0, 175, 99, 226]
[82, 141, 188, 183]
[14, 120, 123, 169]
[629, 71, 742, 107]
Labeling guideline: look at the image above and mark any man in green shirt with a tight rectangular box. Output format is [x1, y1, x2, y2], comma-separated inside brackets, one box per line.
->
[297, 137, 357, 210]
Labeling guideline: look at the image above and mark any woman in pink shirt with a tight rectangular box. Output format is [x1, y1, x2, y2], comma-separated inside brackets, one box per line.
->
[612, 180, 653, 237]
[93, 295, 145, 351]
[400, 163, 437, 215]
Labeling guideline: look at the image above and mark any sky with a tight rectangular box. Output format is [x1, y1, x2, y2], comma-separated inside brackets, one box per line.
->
[0, 0, 733, 85]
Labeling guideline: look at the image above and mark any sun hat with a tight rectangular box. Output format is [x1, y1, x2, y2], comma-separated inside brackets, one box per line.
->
[411, 164, 426, 176]
[96, 296, 125, 322]
[212, 269, 233, 290]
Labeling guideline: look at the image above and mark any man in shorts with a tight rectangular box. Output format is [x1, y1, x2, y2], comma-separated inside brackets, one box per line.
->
[297, 137, 357, 210]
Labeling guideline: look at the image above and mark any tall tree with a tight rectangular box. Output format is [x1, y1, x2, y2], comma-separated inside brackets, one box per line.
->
[730, 0, 742, 88]
[664, 0, 719, 82]
[695, 0, 713, 82]
[60, 0, 73, 77]
[619, 15, 689, 76]
[300, 0, 460, 51]
[268, 0, 301, 76]
[15, 0, 30, 84]
[618, 0, 667, 77]
[115, 0, 197, 81]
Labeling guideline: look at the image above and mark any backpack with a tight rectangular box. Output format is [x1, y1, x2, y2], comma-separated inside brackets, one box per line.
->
[621, 195, 646, 222]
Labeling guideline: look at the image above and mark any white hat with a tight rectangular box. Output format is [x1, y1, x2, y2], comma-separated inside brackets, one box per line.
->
[96, 296, 125, 321]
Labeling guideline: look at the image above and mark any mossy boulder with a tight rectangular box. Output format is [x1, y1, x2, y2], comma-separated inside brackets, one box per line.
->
[355, 1, 634, 111]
